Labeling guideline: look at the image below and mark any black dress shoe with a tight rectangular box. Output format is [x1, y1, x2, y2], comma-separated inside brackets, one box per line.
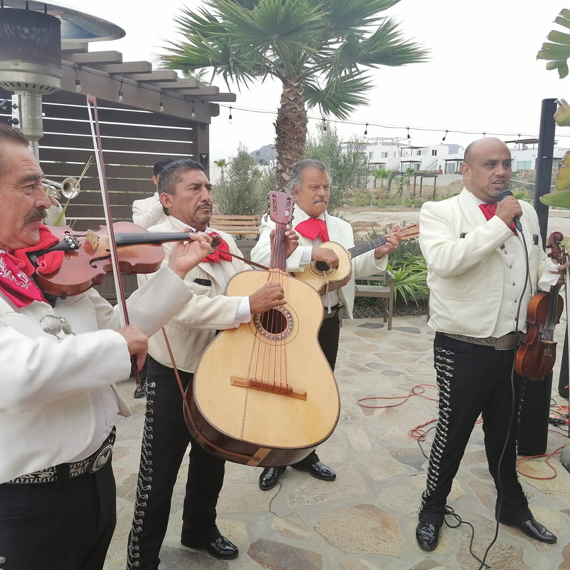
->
[505, 518, 557, 544]
[416, 521, 440, 551]
[293, 461, 336, 481]
[181, 534, 239, 560]
[259, 467, 286, 490]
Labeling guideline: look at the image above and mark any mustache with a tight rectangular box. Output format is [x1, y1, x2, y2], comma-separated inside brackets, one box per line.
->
[24, 208, 47, 224]
[314, 198, 329, 204]
[197, 201, 213, 210]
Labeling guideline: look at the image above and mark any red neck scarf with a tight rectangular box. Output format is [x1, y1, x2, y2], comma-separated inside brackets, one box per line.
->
[478, 203, 516, 233]
[202, 232, 233, 264]
[0, 225, 65, 307]
[295, 217, 329, 242]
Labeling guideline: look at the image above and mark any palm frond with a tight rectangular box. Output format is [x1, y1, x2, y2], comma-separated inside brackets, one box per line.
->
[323, 0, 400, 34]
[305, 73, 373, 119]
[537, 9, 570, 78]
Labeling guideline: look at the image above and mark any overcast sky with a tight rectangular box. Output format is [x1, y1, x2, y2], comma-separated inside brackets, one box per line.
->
[61, 0, 570, 160]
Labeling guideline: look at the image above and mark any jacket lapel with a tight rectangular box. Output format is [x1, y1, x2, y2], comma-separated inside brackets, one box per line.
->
[458, 187, 488, 230]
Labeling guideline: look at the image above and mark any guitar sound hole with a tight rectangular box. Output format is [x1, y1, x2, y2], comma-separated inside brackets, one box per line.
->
[260, 309, 288, 334]
[315, 261, 330, 272]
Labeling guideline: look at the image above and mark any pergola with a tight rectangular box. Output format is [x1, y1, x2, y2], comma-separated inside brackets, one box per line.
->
[0, 2, 235, 230]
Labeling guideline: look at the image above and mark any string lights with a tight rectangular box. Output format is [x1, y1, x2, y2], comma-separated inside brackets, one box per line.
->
[118, 79, 124, 103]
[228, 106, 233, 124]
[364, 123, 368, 136]
[159, 90, 164, 113]
[190, 99, 196, 119]
[322, 117, 327, 132]
[407, 126, 410, 140]
[74, 66, 81, 93]
[441, 130, 448, 143]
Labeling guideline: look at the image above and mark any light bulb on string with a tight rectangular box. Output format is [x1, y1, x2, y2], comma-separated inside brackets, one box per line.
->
[118, 79, 124, 103]
[407, 127, 411, 140]
[191, 100, 196, 119]
[483, 131, 486, 138]
[364, 123, 368, 136]
[159, 91, 164, 113]
[228, 106, 233, 124]
[441, 130, 448, 143]
[322, 117, 327, 132]
[74, 66, 81, 93]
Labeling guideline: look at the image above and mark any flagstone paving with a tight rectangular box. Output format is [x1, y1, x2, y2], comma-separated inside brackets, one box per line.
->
[104, 316, 570, 570]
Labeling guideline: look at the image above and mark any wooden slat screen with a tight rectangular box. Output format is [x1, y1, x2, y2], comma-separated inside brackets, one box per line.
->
[0, 88, 196, 230]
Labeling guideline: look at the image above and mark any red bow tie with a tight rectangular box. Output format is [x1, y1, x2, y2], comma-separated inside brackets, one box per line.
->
[202, 232, 233, 263]
[295, 218, 329, 242]
[478, 203, 516, 233]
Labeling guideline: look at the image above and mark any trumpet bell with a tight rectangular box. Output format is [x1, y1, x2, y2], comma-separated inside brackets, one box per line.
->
[61, 177, 80, 199]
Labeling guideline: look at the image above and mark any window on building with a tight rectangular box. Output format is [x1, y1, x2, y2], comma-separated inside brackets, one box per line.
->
[431, 149, 437, 156]
[445, 162, 457, 173]
[381, 152, 388, 158]
[515, 160, 532, 170]
[368, 151, 373, 160]
[416, 150, 422, 156]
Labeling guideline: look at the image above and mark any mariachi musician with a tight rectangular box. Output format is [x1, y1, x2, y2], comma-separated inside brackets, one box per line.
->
[126, 158, 299, 567]
[0, 124, 212, 570]
[250, 159, 402, 490]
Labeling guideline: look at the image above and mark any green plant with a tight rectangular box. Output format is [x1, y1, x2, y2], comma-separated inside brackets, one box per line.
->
[389, 254, 428, 305]
[164, 0, 427, 191]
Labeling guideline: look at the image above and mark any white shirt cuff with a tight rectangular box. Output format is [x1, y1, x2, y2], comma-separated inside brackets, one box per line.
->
[236, 296, 252, 324]
[299, 246, 313, 266]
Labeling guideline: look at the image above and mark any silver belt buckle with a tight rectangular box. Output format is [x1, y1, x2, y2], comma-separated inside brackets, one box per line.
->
[89, 443, 113, 474]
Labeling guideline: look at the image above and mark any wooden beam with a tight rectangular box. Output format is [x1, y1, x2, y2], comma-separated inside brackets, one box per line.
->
[61, 42, 88, 54]
[65, 51, 123, 65]
[58, 65, 212, 123]
[90, 62, 153, 74]
[127, 71, 179, 82]
[170, 87, 220, 97]
[188, 93, 236, 102]
[150, 79, 200, 89]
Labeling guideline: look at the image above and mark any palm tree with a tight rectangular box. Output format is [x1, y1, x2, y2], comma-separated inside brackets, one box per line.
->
[373, 167, 390, 189]
[163, 0, 428, 191]
[214, 158, 228, 183]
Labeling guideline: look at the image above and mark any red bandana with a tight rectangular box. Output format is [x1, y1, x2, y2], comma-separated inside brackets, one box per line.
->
[479, 203, 516, 233]
[202, 232, 233, 264]
[295, 218, 329, 242]
[0, 225, 65, 307]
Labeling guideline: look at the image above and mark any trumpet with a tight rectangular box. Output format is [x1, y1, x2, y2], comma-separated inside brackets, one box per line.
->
[42, 177, 81, 200]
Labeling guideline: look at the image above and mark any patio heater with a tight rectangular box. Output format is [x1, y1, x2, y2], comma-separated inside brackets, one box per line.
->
[0, 1, 124, 158]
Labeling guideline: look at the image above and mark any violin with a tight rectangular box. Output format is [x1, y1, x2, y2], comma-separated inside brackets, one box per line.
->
[29, 221, 214, 298]
[515, 231, 565, 381]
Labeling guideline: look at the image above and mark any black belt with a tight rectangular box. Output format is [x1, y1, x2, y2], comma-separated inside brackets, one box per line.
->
[323, 304, 342, 320]
[7, 428, 116, 485]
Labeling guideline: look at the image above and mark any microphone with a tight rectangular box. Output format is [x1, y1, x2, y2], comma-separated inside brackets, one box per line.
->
[497, 189, 523, 232]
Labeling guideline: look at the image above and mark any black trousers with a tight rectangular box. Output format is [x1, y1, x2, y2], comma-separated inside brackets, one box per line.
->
[293, 312, 341, 468]
[0, 460, 115, 570]
[419, 333, 532, 526]
[126, 357, 225, 570]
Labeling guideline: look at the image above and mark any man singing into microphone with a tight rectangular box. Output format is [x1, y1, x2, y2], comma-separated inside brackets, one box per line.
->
[416, 137, 562, 552]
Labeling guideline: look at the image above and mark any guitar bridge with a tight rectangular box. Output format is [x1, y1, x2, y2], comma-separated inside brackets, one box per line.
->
[230, 376, 307, 400]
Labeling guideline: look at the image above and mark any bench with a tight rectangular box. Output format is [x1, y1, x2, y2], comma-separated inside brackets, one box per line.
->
[210, 215, 261, 235]
[355, 271, 395, 330]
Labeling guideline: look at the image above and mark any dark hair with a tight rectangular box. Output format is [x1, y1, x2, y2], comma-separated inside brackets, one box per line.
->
[287, 159, 331, 193]
[0, 123, 29, 146]
[153, 158, 174, 177]
[157, 158, 205, 214]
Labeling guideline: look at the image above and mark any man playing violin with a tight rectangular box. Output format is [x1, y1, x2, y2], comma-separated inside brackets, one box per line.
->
[126, 158, 297, 567]
[251, 159, 402, 491]
[0, 124, 213, 570]
[416, 137, 564, 552]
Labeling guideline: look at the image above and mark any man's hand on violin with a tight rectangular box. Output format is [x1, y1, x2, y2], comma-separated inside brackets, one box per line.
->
[374, 225, 402, 259]
[117, 325, 148, 371]
[269, 226, 299, 259]
[168, 232, 212, 279]
[249, 282, 286, 314]
[312, 247, 339, 269]
[550, 262, 568, 286]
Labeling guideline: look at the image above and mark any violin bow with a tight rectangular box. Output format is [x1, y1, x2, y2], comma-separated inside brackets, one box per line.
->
[86, 95, 141, 388]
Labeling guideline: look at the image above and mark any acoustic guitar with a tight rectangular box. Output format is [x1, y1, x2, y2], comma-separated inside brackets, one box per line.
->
[186, 192, 340, 467]
[294, 223, 419, 295]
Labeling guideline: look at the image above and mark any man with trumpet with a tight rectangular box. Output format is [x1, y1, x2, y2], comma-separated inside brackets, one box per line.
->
[42, 166, 85, 226]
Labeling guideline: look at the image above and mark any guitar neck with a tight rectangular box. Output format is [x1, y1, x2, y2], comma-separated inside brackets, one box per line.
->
[348, 237, 386, 259]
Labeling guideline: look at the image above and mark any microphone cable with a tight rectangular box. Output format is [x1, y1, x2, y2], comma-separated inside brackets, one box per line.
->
[477, 223, 530, 570]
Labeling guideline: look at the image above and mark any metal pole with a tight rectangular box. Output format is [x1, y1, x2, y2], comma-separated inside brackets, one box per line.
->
[533, 98, 557, 245]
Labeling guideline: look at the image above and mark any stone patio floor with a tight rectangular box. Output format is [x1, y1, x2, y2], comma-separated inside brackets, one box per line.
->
[104, 316, 570, 570]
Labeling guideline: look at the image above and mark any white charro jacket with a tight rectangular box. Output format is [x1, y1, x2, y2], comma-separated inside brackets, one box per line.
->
[132, 192, 167, 229]
[250, 206, 387, 319]
[0, 265, 193, 482]
[139, 216, 250, 373]
[420, 188, 547, 337]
